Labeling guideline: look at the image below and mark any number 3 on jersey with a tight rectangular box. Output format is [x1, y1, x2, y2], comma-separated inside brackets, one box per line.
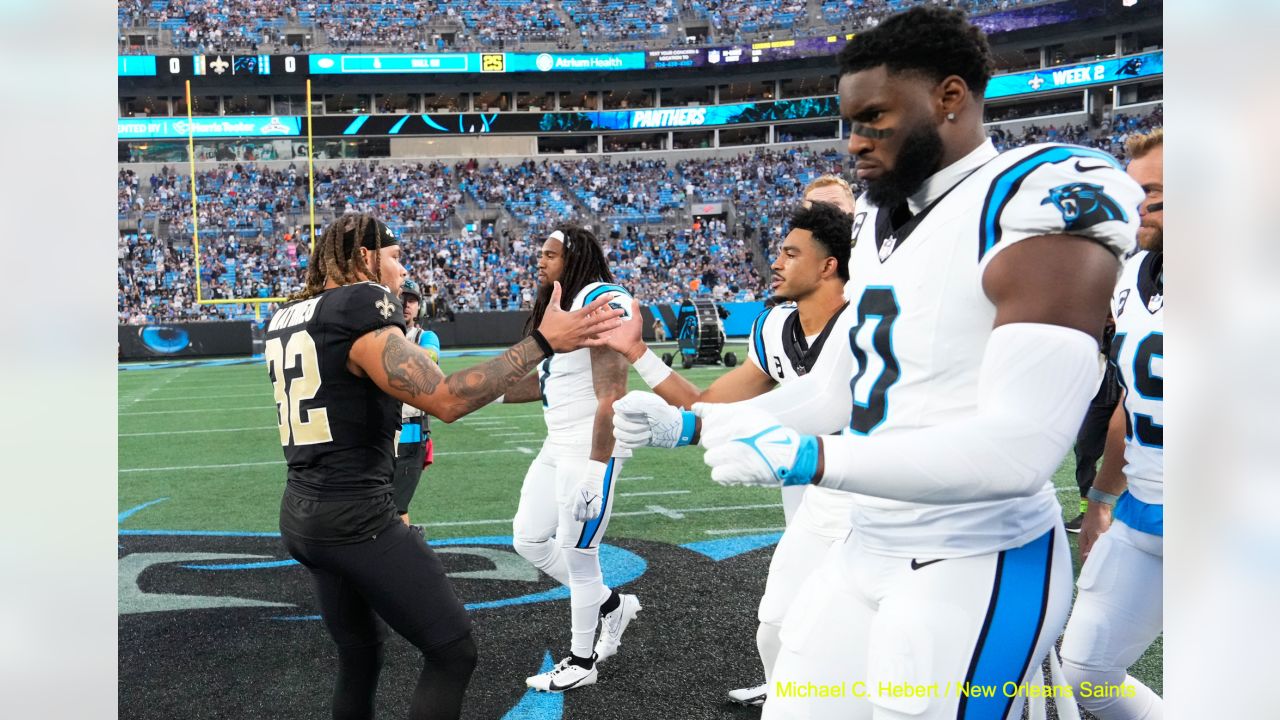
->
[266, 331, 333, 446]
[848, 287, 901, 434]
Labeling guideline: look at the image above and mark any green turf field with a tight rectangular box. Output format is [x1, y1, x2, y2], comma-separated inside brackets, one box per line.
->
[118, 342, 1160, 697]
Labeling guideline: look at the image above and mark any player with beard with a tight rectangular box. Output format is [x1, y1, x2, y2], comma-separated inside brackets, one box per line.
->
[606, 201, 855, 707]
[266, 214, 622, 720]
[495, 225, 642, 693]
[609, 8, 1145, 719]
[1059, 129, 1164, 719]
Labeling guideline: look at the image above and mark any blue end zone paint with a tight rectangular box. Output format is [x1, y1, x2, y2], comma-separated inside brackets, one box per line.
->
[501, 651, 563, 720]
[118, 497, 168, 524]
[119, 356, 264, 371]
[681, 532, 783, 561]
[184, 558, 299, 570]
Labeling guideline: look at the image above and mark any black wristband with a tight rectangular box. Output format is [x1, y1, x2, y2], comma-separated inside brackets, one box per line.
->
[530, 329, 555, 358]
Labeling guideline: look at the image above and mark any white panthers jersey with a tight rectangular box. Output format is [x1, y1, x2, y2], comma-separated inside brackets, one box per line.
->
[842, 140, 1143, 558]
[747, 301, 852, 383]
[539, 281, 633, 456]
[748, 301, 860, 527]
[1111, 250, 1164, 504]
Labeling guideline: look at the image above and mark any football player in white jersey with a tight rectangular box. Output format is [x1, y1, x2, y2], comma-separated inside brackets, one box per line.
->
[610, 8, 1144, 719]
[611, 201, 855, 707]
[1059, 129, 1164, 719]
[495, 225, 642, 694]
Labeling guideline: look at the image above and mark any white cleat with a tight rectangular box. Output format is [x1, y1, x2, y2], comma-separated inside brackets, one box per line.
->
[594, 593, 642, 662]
[526, 656, 598, 693]
[727, 682, 769, 706]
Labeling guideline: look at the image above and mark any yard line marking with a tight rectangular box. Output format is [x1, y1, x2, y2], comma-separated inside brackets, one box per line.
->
[705, 527, 785, 535]
[132, 392, 270, 402]
[621, 476, 653, 481]
[120, 460, 283, 473]
[504, 439, 538, 444]
[491, 432, 538, 437]
[515, 447, 535, 455]
[612, 502, 783, 519]
[417, 501, 785, 528]
[120, 448, 531, 472]
[120, 366, 189, 405]
[462, 421, 507, 426]
[120, 426, 276, 437]
[462, 413, 545, 420]
[644, 505, 685, 519]
[120, 406, 272, 416]
[619, 490, 690, 498]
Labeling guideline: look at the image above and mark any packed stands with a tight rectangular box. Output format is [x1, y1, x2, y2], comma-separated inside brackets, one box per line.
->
[118, 110, 1161, 322]
[120, 0, 1073, 51]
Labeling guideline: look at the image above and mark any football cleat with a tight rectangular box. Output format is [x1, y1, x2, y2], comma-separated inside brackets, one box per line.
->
[594, 594, 642, 662]
[526, 655, 598, 693]
[727, 682, 769, 707]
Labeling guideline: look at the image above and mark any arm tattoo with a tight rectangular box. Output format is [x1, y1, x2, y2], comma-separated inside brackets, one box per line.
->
[379, 329, 446, 397]
[443, 337, 545, 415]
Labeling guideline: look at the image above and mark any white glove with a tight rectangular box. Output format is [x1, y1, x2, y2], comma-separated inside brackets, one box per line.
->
[570, 459, 608, 522]
[700, 405, 821, 487]
[611, 390, 696, 449]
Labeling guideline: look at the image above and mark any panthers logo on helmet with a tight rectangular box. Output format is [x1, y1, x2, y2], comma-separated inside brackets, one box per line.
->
[1041, 182, 1129, 231]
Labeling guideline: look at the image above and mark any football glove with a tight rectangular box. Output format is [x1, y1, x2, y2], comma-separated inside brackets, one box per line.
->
[570, 459, 608, 522]
[699, 406, 821, 487]
[611, 391, 697, 450]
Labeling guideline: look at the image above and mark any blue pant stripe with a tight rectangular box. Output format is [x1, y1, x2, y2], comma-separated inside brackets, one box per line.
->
[960, 529, 1054, 720]
[575, 459, 615, 549]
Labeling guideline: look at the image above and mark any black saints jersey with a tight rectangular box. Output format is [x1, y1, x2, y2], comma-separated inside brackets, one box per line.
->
[266, 281, 406, 543]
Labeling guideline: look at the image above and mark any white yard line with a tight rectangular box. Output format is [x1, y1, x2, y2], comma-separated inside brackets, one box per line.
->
[120, 426, 277, 437]
[420, 501, 784, 529]
[491, 432, 539, 437]
[515, 447, 535, 455]
[120, 447, 530, 473]
[643, 505, 685, 519]
[618, 490, 691, 498]
[705, 527, 785, 535]
[131, 392, 270, 402]
[120, 406, 272, 416]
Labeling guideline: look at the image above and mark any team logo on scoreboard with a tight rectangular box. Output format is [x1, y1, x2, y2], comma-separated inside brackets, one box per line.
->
[535, 53, 555, 72]
[209, 56, 230, 75]
[1027, 74, 1046, 90]
[482, 53, 506, 73]
[708, 50, 721, 64]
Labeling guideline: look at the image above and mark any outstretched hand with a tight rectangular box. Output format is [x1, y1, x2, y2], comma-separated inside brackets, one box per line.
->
[603, 297, 646, 362]
[538, 282, 624, 352]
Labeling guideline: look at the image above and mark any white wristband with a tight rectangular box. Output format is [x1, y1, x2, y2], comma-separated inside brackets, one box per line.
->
[634, 348, 673, 388]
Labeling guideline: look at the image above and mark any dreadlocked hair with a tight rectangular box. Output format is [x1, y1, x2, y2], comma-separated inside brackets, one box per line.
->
[525, 223, 614, 335]
[288, 213, 385, 302]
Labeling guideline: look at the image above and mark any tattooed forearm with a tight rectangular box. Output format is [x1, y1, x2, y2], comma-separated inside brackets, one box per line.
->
[589, 346, 629, 461]
[380, 329, 446, 397]
[442, 337, 546, 416]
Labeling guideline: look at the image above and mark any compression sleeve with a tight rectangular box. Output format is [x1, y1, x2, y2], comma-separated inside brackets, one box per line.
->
[814, 322, 1102, 503]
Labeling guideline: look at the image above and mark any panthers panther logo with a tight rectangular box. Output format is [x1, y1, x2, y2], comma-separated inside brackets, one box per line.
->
[1041, 182, 1129, 231]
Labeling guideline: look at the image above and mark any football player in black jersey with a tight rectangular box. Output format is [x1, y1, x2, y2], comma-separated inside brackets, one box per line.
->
[265, 213, 624, 720]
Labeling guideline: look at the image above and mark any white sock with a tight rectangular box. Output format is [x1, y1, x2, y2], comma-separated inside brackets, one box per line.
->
[565, 546, 610, 659]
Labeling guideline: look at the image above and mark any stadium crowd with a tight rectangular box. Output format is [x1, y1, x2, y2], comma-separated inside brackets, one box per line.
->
[118, 111, 1161, 323]
[121, 0, 1064, 53]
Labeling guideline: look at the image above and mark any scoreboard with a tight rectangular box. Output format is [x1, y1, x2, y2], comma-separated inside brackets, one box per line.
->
[121, 53, 308, 78]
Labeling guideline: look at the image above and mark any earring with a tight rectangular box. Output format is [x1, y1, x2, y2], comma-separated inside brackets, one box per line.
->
[946, 112, 956, 121]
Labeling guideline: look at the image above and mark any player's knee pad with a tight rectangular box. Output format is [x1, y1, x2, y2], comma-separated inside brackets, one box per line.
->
[1060, 657, 1126, 708]
[563, 546, 601, 581]
[865, 607, 939, 717]
[426, 633, 477, 672]
[513, 536, 557, 569]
